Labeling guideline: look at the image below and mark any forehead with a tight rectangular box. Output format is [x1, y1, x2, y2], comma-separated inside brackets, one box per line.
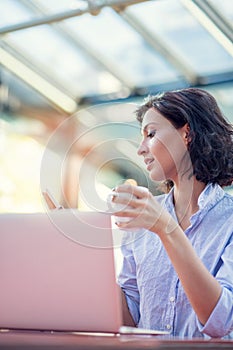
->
[141, 107, 171, 129]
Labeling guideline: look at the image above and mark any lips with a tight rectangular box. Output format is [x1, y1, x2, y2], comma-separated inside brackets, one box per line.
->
[144, 158, 154, 170]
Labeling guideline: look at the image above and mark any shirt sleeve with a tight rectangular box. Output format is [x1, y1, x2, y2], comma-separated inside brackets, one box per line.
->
[117, 232, 140, 325]
[197, 237, 233, 338]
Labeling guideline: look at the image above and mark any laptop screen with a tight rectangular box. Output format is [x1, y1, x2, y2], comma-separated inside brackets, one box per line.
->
[0, 210, 122, 333]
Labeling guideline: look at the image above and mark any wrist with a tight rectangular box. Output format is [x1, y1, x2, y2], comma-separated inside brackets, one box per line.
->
[152, 212, 180, 237]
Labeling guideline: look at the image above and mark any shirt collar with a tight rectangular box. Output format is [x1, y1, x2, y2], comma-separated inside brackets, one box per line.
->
[164, 183, 225, 210]
[197, 183, 225, 210]
[163, 183, 225, 226]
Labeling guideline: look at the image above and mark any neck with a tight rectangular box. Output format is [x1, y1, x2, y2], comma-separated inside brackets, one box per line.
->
[172, 177, 206, 230]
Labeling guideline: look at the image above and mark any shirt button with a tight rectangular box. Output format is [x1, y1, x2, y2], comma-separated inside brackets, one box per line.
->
[166, 324, 171, 330]
[170, 296, 175, 302]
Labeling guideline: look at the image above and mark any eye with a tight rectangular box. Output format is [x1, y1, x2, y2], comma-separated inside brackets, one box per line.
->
[147, 130, 156, 138]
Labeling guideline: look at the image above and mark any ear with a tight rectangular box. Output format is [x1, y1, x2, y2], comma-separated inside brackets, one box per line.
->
[182, 123, 191, 145]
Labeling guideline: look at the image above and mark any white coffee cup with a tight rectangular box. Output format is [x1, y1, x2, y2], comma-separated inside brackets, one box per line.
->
[106, 191, 136, 224]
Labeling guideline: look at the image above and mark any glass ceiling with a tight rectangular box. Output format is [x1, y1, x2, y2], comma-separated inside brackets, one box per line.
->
[0, 0, 233, 213]
[0, 0, 233, 115]
[209, 0, 233, 24]
[127, 1, 233, 74]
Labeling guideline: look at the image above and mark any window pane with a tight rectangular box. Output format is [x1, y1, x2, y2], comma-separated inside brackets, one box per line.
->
[64, 7, 180, 86]
[30, 0, 87, 14]
[127, 0, 233, 74]
[5, 25, 122, 97]
[208, 0, 233, 26]
[0, 0, 37, 27]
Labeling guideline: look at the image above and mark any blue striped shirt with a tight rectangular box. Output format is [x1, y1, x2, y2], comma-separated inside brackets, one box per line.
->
[118, 183, 233, 338]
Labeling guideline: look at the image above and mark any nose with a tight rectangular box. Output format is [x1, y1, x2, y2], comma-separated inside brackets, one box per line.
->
[137, 139, 148, 156]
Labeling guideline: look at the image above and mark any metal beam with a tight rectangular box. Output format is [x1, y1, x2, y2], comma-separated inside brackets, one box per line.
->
[182, 0, 233, 58]
[0, 45, 78, 114]
[18, 0, 135, 90]
[0, 0, 149, 35]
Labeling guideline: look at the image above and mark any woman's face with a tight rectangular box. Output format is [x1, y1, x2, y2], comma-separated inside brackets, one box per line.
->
[137, 108, 190, 183]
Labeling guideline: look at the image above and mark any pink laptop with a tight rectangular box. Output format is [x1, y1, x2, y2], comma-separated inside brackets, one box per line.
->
[0, 210, 122, 333]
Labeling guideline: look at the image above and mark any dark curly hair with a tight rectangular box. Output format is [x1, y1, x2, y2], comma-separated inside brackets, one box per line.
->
[135, 88, 233, 187]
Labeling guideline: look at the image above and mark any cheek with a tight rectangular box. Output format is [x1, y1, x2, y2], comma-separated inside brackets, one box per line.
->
[149, 159, 166, 181]
[151, 131, 187, 166]
[150, 139, 174, 165]
[149, 141, 175, 181]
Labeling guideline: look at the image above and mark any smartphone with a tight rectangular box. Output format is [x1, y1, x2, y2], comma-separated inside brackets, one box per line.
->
[42, 189, 63, 210]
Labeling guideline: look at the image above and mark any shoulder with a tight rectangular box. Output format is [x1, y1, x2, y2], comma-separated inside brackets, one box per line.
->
[199, 183, 233, 208]
[219, 191, 233, 218]
[202, 186, 233, 228]
[215, 187, 233, 210]
[223, 190, 233, 203]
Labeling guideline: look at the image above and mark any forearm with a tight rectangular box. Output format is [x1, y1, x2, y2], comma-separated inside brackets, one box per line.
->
[119, 286, 136, 326]
[158, 224, 222, 325]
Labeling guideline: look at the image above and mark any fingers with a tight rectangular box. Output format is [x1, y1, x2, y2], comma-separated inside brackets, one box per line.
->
[109, 185, 150, 213]
[107, 185, 151, 229]
[115, 184, 149, 199]
[113, 193, 136, 207]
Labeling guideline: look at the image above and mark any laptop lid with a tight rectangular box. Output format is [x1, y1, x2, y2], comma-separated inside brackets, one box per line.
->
[0, 210, 122, 333]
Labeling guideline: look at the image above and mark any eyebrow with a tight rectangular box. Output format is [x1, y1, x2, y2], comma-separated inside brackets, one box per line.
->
[141, 122, 158, 134]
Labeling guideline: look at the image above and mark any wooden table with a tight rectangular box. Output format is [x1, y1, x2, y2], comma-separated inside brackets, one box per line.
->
[0, 330, 233, 349]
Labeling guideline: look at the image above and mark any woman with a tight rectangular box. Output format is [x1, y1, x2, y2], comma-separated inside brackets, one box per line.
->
[112, 88, 233, 338]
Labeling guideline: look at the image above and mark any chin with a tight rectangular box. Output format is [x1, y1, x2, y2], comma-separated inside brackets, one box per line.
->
[149, 171, 166, 182]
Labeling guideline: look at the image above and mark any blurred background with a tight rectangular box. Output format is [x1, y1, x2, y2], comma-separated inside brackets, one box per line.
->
[0, 0, 233, 213]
